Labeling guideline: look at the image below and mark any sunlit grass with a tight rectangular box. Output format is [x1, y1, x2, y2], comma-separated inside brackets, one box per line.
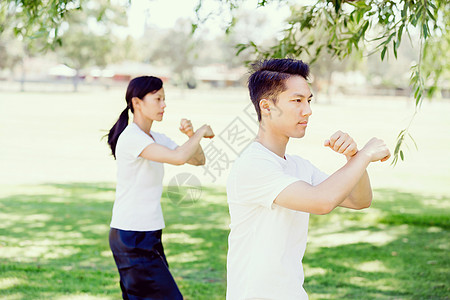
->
[0, 183, 449, 299]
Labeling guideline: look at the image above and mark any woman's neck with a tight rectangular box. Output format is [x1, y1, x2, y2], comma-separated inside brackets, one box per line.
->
[133, 115, 153, 135]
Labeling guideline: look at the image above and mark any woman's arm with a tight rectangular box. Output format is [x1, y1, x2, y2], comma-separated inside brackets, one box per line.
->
[179, 118, 206, 165]
[186, 145, 205, 166]
[139, 125, 214, 165]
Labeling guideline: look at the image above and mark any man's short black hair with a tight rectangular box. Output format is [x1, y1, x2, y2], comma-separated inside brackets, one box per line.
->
[248, 58, 310, 122]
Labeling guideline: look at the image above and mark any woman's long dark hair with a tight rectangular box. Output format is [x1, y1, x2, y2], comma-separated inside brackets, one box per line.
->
[107, 76, 163, 158]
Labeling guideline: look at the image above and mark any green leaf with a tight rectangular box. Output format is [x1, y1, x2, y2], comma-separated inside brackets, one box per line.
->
[408, 133, 419, 150]
[398, 24, 404, 45]
[334, 0, 341, 14]
[356, 9, 363, 23]
[381, 46, 387, 61]
[414, 85, 420, 99]
[426, 8, 436, 22]
[416, 90, 423, 106]
[401, 4, 407, 19]
[400, 150, 404, 161]
[361, 21, 369, 36]
[235, 43, 248, 56]
[393, 41, 398, 59]
[191, 23, 198, 34]
[422, 24, 428, 39]
[427, 86, 437, 99]
[324, 9, 334, 24]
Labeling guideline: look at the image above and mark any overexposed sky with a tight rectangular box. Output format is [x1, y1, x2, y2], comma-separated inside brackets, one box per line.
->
[124, 0, 306, 39]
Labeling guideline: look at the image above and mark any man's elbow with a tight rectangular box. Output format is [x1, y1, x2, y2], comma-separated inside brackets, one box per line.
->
[353, 194, 373, 210]
[360, 196, 373, 209]
[314, 201, 336, 215]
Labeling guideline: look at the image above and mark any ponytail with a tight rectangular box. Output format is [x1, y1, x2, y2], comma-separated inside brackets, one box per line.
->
[106, 76, 163, 159]
[107, 107, 129, 159]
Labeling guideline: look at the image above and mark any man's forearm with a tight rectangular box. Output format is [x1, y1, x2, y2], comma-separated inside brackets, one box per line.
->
[346, 170, 372, 208]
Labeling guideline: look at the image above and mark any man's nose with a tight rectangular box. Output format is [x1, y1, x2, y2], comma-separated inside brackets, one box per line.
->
[302, 103, 312, 116]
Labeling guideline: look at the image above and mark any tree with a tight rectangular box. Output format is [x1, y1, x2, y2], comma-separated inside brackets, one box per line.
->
[0, 0, 127, 48]
[1, 0, 127, 91]
[1, 0, 85, 48]
[148, 19, 201, 88]
[0, 28, 23, 72]
[196, 0, 449, 164]
[56, 0, 127, 91]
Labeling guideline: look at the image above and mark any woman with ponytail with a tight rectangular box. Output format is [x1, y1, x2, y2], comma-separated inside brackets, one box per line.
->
[107, 76, 214, 299]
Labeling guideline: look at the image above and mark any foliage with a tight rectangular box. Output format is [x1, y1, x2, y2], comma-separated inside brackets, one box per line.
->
[0, 0, 84, 48]
[0, 183, 448, 298]
[57, 0, 126, 70]
[0, 0, 127, 92]
[0, 0, 128, 48]
[199, 0, 449, 165]
[0, 30, 23, 71]
[149, 19, 200, 87]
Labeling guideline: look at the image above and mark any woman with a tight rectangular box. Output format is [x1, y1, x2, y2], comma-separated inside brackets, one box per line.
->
[107, 76, 214, 299]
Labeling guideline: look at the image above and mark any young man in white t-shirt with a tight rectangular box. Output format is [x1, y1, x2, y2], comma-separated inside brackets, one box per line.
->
[226, 58, 391, 300]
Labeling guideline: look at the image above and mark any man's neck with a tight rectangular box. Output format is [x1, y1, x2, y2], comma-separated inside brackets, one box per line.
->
[255, 126, 289, 159]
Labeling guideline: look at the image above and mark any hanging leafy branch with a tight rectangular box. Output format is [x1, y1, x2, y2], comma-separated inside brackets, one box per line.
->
[1, 0, 81, 48]
[0, 0, 128, 50]
[202, 0, 449, 165]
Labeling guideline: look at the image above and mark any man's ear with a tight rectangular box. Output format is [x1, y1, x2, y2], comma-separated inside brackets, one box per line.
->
[259, 99, 271, 118]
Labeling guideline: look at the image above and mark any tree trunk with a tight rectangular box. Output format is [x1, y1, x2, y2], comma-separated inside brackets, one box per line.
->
[20, 59, 26, 92]
[73, 69, 80, 92]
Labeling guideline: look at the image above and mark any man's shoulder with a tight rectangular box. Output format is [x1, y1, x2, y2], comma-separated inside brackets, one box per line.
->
[233, 143, 277, 168]
[287, 153, 313, 167]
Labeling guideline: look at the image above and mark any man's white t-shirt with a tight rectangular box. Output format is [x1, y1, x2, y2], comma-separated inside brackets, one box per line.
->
[110, 122, 178, 231]
[226, 142, 328, 300]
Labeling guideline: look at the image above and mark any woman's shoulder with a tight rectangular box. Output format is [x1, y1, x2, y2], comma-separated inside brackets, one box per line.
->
[149, 130, 175, 143]
[149, 130, 169, 139]
[149, 131, 178, 149]
[117, 124, 152, 146]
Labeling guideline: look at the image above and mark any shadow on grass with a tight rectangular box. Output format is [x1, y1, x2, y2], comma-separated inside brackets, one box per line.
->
[306, 188, 449, 299]
[0, 183, 229, 299]
[0, 184, 448, 299]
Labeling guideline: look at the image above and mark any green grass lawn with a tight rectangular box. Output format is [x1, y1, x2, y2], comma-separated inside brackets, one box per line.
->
[0, 184, 448, 299]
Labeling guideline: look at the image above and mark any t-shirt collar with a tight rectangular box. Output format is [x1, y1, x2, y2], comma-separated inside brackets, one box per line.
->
[253, 141, 289, 166]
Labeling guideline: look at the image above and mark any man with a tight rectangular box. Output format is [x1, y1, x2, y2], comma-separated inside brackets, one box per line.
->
[226, 58, 390, 299]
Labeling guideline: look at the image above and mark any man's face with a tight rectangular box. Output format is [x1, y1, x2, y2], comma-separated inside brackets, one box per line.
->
[262, 75, 312, 139]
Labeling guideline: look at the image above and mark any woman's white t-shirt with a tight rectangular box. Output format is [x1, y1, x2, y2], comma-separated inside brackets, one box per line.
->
[110, 122, 178, 231]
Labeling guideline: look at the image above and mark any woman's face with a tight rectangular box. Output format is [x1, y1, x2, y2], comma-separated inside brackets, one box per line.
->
[136, 87, 166, 122]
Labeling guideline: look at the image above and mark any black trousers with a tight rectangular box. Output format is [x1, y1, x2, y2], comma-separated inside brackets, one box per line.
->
[109, 228, 183, 300]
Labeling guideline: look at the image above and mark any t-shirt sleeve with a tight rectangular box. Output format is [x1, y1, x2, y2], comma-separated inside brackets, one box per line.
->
[119, 129, 155, 159]
[309, 160, 329, 186]
[233, 156, 300, 209]
[158, 133, 178, 150]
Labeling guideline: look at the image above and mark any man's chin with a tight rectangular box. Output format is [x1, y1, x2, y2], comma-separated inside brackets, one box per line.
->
[290, 131, 306, 139]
